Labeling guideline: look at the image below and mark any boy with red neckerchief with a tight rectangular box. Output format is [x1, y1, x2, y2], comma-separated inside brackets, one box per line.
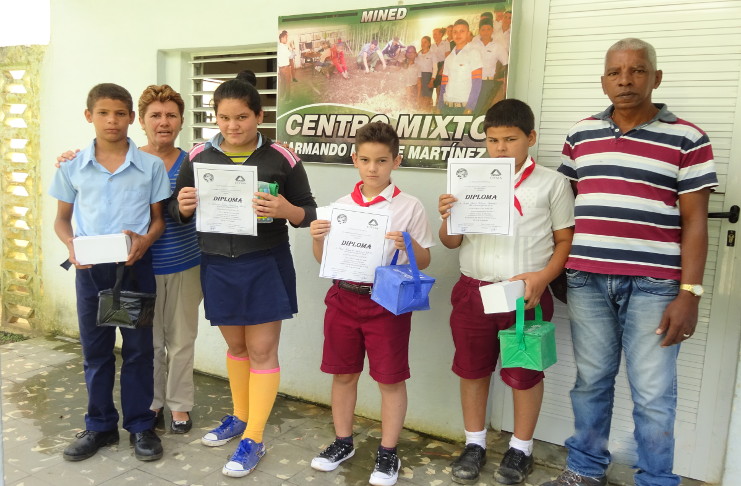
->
[438, 99, 575, 485]
[309, 122, 434, 486]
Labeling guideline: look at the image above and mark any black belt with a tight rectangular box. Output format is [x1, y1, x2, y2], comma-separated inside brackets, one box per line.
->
[334, 280, 373, 295]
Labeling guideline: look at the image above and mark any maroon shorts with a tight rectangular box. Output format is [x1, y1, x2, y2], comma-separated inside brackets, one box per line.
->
[450, 274, 554, 389]
[321, 282, 412, 384]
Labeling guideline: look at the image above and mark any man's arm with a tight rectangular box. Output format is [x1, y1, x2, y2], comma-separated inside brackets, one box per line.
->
[656, 188, 711, 346]
[124, 201, 165, 266]
[54, 200, 90, 269]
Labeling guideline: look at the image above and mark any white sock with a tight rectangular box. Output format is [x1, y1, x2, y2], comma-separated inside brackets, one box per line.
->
[509, 435, 533, 456]
[464, 429, 487, 449]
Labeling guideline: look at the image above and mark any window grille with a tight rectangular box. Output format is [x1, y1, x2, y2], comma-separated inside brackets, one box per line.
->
[189, 47, 278, 147]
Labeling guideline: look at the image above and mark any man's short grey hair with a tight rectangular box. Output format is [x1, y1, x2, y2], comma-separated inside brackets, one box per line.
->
[605, 38, 658, 70]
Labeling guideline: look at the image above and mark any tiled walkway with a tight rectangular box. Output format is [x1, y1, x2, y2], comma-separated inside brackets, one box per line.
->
[1, 337, 704, 485]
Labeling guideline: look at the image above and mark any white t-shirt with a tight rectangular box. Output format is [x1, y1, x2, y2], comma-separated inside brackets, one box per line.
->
[442, 43, 483, 104]
[335, 183, 435, 269]
[458, 159, 575, 282]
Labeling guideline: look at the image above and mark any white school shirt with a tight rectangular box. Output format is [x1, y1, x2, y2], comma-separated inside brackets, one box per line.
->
[277, 43, 291, 68]
[402, 63, 421, 87]
[472, 37, 508, 77]
[417, 50, 435, 74]
[458, 159, 575, 282]
[429, 40, 451, 65]
[334, 183, 435, 268]
[442, 43, 483, 104]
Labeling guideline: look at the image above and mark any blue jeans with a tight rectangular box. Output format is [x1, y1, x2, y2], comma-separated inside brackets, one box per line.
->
[564, 270, 681, 486]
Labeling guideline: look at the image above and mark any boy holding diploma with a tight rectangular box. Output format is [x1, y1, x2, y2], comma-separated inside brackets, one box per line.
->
[438, 99, 574, 485]
[309, 122, 434, 486]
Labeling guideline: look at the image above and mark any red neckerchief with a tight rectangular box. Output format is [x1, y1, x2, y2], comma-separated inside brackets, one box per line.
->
[350, 181, 401, 207]
[513, 159, 536, 216]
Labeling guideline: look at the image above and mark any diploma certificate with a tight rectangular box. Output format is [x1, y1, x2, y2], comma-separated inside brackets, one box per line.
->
[319, 204, 392, 282]
[447, 158, 515, 235]
[193, 162, 258, 236]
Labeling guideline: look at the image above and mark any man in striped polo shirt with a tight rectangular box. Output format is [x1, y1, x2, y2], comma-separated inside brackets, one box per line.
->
[542, 39, 718, 486]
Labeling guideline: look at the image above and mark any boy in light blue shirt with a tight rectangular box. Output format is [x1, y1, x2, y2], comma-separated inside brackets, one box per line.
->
[49, 83, 170, 463]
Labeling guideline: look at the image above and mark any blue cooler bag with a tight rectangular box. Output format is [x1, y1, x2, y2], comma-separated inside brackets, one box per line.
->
[371, 232, 435, 315]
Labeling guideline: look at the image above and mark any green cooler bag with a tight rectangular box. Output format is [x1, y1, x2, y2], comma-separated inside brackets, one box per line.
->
[498, 297, 557, 371]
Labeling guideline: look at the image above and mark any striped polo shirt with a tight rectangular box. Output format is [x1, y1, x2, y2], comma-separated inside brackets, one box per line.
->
[150, 149, 201, 275]
[558, 104, 718, 280]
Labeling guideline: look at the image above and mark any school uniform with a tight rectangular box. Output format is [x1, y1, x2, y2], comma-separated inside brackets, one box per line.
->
[49, 138, 171, 433]
[321, 182, 434, 384]
[439, 43, 483, 114]
[450, 158, 574, 388]
[169, 132, 317, 326]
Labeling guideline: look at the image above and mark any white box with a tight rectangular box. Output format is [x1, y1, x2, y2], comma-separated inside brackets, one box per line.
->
[479, 280, 525, 314]
[73, 234, 131, 265]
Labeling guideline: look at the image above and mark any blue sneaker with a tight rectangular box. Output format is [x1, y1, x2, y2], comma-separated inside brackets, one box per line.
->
[201, 415, 246, 447]
[222, 438, 266, 477]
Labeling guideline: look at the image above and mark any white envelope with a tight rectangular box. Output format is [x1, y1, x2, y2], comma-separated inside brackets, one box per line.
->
[480, 280, 525, 314]
[73, 233, 131, 265]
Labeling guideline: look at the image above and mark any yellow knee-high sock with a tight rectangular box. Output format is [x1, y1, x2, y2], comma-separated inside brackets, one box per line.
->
[243, 367, 280, 442]
[226, 353, 250, 423]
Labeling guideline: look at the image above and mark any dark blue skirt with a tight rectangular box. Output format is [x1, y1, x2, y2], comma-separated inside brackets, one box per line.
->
[200, 242, 297, 326]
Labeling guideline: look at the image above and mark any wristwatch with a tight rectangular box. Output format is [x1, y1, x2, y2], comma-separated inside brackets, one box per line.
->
[680, 284, 704, 297]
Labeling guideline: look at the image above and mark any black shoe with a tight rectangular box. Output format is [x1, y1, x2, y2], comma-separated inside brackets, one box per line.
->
[153, 407, 165, 429]
[540, 470, 607, 486]
[451, 444, 486, 484]
[63, 429, 119, 461]
[170, 413, 192, 434]
[130, 429, 163, 461]
[495, 447, 534, 485]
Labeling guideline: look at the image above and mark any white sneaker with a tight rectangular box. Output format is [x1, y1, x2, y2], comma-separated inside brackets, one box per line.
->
[310, 439, 355, 472]
[369, 450, 400, 486]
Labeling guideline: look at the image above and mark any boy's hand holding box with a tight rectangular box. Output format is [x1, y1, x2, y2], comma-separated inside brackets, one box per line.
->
[73, 233, 131, 265]
[479, 279, 525, 314]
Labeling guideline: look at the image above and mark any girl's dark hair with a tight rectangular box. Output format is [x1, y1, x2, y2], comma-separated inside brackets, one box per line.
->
[213, 75, 262, 114]
[236, 70, 257, 87]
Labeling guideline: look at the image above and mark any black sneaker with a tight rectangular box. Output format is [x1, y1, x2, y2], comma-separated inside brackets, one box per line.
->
[369, 449, 401, 486]
[540, 469, 607, 486]
[451, 444, 487, 484]
[310, 439, 355, 471]
[495, 447, 534, 484]
[63, 429, 119, 461]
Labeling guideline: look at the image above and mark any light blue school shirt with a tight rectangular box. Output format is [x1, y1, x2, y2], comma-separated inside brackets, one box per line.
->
[48, 138, 171, 237]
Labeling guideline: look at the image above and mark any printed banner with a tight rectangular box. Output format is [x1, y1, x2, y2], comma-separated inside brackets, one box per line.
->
[277, 0, 513, 168]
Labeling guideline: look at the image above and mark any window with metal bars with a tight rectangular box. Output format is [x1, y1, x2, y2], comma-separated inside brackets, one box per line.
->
[189, 47, 277, 147]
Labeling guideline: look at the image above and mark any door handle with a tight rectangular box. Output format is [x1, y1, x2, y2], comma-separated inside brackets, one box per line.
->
[708, 205, 739, 223]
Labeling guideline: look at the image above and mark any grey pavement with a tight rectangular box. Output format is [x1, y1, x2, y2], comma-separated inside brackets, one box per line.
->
[1, 337, 704, 486]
